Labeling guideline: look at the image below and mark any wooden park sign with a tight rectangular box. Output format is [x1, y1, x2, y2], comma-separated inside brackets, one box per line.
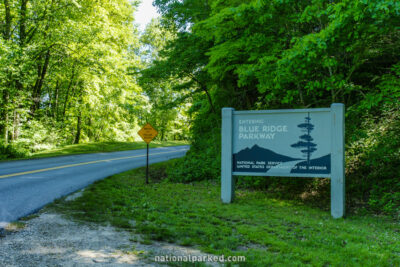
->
[138, 123, 158, 184]
[221, 104, 345, 218]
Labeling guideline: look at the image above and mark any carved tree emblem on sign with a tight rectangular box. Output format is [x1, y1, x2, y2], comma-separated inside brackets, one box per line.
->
[291, 113, 317, 169]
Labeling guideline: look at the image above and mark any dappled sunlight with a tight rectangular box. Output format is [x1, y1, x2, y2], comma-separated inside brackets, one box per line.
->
[75, 249, 140, 264]
[0, 212, 154, 266]
[269, 199, 295, 207]
[31, 141, 189, 159]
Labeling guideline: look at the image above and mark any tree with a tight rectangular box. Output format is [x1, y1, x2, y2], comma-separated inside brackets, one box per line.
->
[138, 18, 191, 141]
[291, 113, 317, 169]
[152, 0, 400, 214]
[0, 0, 143, 150]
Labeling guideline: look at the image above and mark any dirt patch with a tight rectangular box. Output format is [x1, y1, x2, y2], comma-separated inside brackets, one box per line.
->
[0, 194, 221, 266]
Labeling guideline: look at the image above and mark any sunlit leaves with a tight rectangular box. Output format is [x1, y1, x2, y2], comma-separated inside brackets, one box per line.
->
[0, 0, 144, 144]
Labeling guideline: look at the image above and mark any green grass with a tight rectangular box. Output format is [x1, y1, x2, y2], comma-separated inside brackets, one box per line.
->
[4, 221, 26, 232]
[20, 140, 188, 160]
[50, 161, 400, 266]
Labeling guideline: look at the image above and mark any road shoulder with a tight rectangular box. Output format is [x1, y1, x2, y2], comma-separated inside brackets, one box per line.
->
[0, 190, 219, 267]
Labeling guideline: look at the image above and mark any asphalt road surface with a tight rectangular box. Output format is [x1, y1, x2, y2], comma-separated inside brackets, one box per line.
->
[0, 145, 189, 227]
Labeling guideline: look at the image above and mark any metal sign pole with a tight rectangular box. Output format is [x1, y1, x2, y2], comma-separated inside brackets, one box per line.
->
[146, 143, 149, 184]
[138, 123, 158, 185]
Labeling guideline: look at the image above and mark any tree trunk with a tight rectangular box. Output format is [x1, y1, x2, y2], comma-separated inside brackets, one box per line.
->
[12, 111, 20, 141]
[201, 85, 215, 114]
[4, 111, 9, 144]
[73, 115, 81, 144]
[62, 65, 76, 118]
[190, 74, 216, 114]
[328, 66, 336, 103]
[19, 0, 28, 46]
[3, 91, 9, 144]
[53, 81, 59, 118]
[161, 129, 165, 141]
[2, 0, 12, 144]
[3, 0, 12, 40]
[87, 117, 92, 140]
[31, 49, 51, 116]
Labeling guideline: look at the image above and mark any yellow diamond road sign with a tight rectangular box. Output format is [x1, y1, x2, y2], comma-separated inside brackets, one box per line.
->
[138, 123, 158, 144]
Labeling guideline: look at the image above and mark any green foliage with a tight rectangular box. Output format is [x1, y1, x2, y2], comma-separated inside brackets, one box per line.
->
[149, 0, 400, 215]
[167, 145, 220, 183]
[0, 0, 144, 147]
[138, 18, 191, 141]
[346, 104, 400, 215]
[52, 163, 400, 266]
[0, 141, 28, 159]
[0, 140, 188, 160]
[167, 111, 220, 182]
[14, 119, 67, 152]
[0, 0, 188, 159]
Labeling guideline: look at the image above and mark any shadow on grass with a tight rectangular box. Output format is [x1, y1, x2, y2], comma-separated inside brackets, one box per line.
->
[21, 141, 189, 160]
[51, 160, 400, 267]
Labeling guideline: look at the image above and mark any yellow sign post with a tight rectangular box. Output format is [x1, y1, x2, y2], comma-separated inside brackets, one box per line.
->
[138, 123, 158, 184]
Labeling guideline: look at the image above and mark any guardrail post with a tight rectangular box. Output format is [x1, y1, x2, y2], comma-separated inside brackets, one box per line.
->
[221, 108, 234, 203]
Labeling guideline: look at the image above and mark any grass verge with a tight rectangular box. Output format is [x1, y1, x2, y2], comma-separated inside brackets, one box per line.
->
[50, 160, 400, 266]
[10, 140, 189, 160]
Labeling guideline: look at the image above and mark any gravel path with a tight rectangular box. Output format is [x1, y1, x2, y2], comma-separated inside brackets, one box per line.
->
[0, 192, 220, 267]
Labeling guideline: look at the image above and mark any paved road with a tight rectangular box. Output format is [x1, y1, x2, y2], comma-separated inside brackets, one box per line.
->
[0, 145, 189, 227]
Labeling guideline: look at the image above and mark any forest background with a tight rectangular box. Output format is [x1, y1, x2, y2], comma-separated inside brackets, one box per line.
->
[1, 0, 399, 216]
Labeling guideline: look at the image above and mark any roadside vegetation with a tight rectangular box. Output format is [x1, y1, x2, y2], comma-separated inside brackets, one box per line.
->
[51, 161, 400, 266]
[0, 0, 190, 160]
[0, 140, 188, 161]
[1, 0, 399, 215]
[2, 2, 400, 265]
[141, 0, 400, 217]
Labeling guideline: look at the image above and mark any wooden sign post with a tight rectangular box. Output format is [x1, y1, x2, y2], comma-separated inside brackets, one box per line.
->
[138, 123, 158, 184]
[221, 104, 345, 218]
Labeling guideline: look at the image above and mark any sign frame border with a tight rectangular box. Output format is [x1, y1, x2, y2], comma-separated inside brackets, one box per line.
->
[221, 103, 345, 218]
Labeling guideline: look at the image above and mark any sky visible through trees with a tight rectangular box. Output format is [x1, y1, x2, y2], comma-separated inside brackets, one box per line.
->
[0, 0, 189, 157]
